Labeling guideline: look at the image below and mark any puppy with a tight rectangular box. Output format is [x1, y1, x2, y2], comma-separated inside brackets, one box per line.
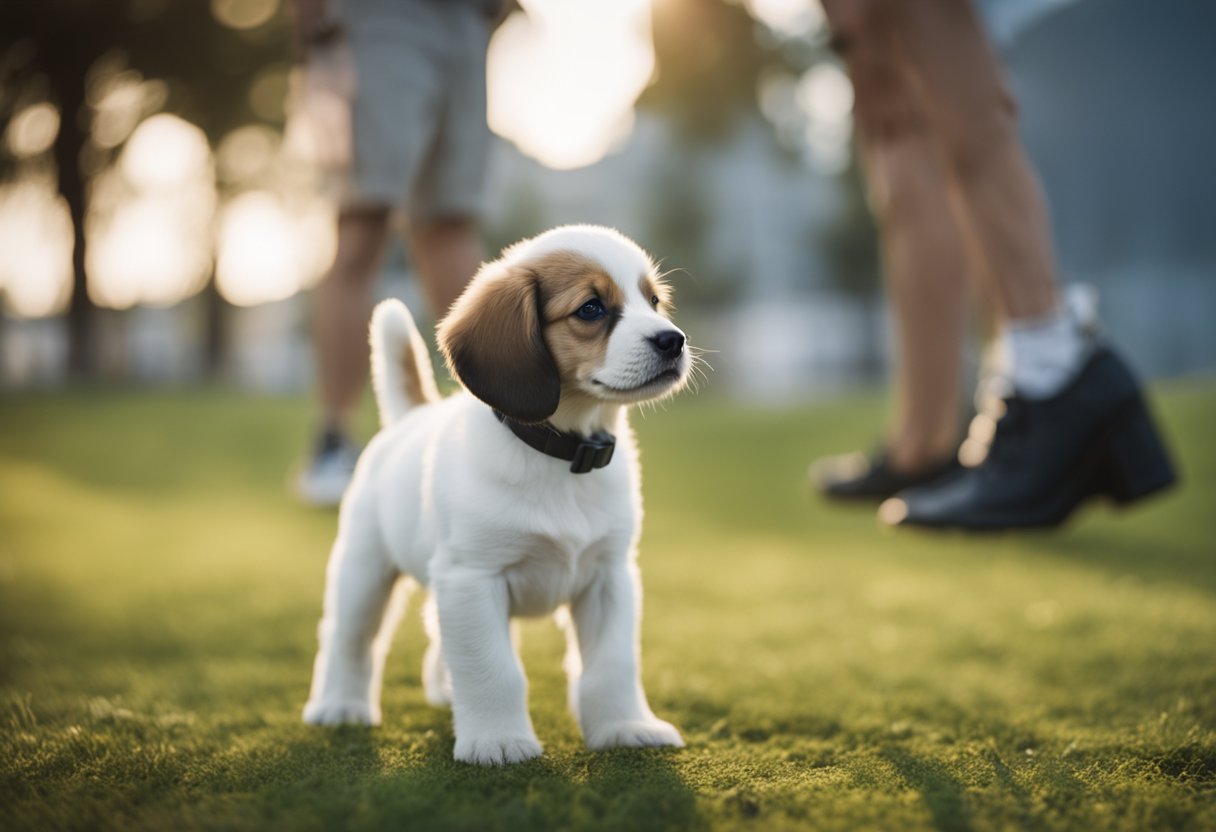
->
[303, 225, 693, 765]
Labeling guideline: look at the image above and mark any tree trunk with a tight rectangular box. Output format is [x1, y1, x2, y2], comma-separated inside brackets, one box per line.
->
[53, 69, 96, 379]
[203, 273, 232, 380]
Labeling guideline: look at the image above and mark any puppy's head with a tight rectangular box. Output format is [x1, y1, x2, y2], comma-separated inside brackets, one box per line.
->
[438, 225, 691, 424]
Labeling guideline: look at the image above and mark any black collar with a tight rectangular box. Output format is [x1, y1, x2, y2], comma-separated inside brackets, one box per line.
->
[493, 410, 616, 474]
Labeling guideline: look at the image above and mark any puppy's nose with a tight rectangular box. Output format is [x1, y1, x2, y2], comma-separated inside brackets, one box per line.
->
[649, 330, 685, 359]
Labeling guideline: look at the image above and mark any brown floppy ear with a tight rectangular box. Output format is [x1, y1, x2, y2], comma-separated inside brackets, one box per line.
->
[437, 262, 561, 424]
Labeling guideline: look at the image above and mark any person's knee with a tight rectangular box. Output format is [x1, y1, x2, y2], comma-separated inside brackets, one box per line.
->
[937, 86, 1020, 181]
[327, 208, 392, 286]
[409, 216, 479, 250]
[827, 1, 926, 147]
[866, 133, 957, 230]
[407, 216, 484, 315]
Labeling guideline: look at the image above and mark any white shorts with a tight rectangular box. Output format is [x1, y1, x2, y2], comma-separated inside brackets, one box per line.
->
[337, 0, 493, 220]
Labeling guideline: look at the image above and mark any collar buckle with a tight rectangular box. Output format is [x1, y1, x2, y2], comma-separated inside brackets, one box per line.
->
[569, 435, 615, 474]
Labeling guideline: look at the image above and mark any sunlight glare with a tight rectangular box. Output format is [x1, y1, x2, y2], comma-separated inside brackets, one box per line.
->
[797, 63, 853, 126]
[212, 0, 279, 30]
[217, 124, 281, 184]
[487, 0, 655, 170]
[91, 114, 216, 309]
[798, 62, 853, 174]
[88, 189, 215, 309]
[92, 75, 155, 149]
[5, 103, 60, 159]
[0, 182, 73, 317]
[249, 65, 291, 122]
[743, 0, 824, 38]
[121, 114, 212, 192]
[216, 191, 334, 306]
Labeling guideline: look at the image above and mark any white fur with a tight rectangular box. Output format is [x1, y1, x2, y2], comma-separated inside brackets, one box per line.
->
[303, 226, 688, 765]
[368, 301, 438, 427]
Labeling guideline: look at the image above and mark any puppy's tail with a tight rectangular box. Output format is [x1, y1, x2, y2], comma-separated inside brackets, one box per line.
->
[369, 299, 440, 428]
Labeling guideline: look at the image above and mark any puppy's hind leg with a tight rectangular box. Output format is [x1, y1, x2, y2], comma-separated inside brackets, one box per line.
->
[421, 592, 452, 707]
[556, 606, 583, 724]
[303, 523, 410, 726]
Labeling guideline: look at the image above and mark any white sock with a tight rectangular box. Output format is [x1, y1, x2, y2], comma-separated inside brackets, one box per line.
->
[1003, 306, 1087, 399]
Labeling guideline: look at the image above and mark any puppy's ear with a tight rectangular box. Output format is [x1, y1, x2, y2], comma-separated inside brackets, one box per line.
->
[438, 263, 560, 424]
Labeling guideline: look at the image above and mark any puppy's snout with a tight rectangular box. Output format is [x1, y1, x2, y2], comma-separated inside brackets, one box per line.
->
[649, 330, 685, 360]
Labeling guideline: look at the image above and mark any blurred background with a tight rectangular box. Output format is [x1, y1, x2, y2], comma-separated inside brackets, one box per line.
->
[3, 6, 1215, 826]
[1, 0, 1214, 400]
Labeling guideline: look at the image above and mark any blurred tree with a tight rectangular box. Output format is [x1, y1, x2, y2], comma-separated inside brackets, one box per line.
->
[1, 3, 103, 376]
[0, 0, 291, 378]
[483, 179, 549, 264]
[642, 0, 879, 306]
[643, 150, 739, 306]
[641, 0, 776, 143]
[639, 0, 771, 301]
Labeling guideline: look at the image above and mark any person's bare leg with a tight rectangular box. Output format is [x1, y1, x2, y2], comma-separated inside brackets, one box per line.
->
[406, 216, 485, 321]
[886, 0, 1058, 321]
[825, 0, 971, 472]
[865, 0, 1178, 530]
[871, 137, 973, 470]
[313, 207, 393, 434]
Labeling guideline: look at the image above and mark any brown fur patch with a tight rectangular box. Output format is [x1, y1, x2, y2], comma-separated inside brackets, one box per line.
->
[401, 338, 438, 406]
[526, 251, 625, 324]
[437, 262, 560, 423]
[528, 251, 624, 386]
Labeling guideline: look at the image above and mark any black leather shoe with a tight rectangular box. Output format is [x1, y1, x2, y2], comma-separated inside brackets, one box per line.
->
[811, 447, 962, 502]
[880, 347, 1177, 531]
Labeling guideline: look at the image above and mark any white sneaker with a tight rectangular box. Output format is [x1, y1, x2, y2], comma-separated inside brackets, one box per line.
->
[292, 430, 361, 508]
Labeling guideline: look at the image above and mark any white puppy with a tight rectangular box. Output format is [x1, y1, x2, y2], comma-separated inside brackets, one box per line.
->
[303, 225, 692, 765]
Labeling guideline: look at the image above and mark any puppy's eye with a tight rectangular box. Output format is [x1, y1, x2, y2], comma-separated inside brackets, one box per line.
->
[650, 295, 660, 308]
[575, 298, 606, 321]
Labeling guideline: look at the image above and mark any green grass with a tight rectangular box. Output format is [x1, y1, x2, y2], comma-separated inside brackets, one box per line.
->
[1, 384, 1214, 831]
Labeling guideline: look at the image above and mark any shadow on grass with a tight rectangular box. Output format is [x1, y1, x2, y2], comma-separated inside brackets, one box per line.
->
[882, 747, 974, 832]
[1031, 517, 1215, 596]
[577, 748, 700, 831]
[247, 723, 700, 832]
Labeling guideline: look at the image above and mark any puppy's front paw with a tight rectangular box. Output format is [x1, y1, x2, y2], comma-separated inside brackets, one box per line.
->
[302, 699, 380, 726]
[585, 719, 684, 751]
[454, 732, 543, 766]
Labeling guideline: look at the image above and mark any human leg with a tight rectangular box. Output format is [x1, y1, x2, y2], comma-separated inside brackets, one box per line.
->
[296, 2, 488, 506]
[830, 1, 971, 471]
[813, 0, 971, 498]
[403, 4, 491, 320]
[884, 0, 1059, 321]
[406, 216, 485, 319]
[882, 0, 1089, 400]
[294, 207, 393, 507]
[313, 207, 393, 434]
[877, 140, 972, 472]
[875, 1, 1176, 528]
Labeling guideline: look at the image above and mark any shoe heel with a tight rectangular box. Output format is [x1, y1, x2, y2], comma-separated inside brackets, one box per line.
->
[1098, 396, 1177, 505]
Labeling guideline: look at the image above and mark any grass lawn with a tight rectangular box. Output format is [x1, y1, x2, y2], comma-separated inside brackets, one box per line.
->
[1, 383, 1214, 831]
